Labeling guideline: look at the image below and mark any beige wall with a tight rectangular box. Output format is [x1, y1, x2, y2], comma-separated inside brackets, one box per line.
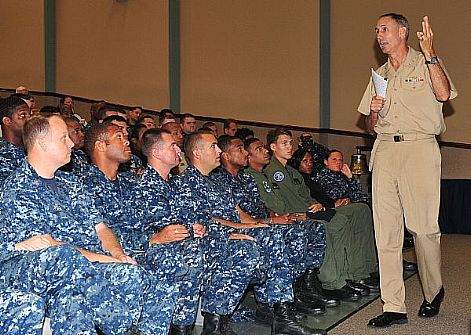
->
[1, 0, 470, 145]
[180, 0, 320, 127]
[331, 1, 469, 143]
[55, 0, 169, 110]
[0, 1, 45, 91]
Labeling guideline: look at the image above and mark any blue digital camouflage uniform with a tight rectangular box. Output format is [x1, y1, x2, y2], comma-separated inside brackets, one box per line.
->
[0, 290, 45, 335]
[131, 166, 202, 326]
[0, 160, 171, 335]
[70, 149, 90, 175]
[80, 164, 138, 252]
[0, 242, 128, 335]
[177, 165, 293, 315]
[244, 167, 327, 278]
[60, 149, 90, 175]
[313, 167, 369, 203]
[82, 164, 184, 333]
[211, 166, 325, 280]
[119, 153, 144, 177]
[0, 138, 25, 185]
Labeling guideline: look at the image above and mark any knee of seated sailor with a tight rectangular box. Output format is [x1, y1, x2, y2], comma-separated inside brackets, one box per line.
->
[44, 244, 82, 259]
[97, 262, 145, 283]
[258, 226, 284, 240]
[347, 202, 371, 212]
[324, 213, 349, 233]
[227, 238, 260, 269]
[42, 244, 92, 269]
[145, 243, 186, 277]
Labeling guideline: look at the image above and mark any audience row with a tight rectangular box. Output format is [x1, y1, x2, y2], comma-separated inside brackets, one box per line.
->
[0, 93, 374, 335]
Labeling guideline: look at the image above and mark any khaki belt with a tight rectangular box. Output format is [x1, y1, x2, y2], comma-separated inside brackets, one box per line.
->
[377, 133, 435, 142]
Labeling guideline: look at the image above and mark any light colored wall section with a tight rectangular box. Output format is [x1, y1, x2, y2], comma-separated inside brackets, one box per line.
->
[180, 0, 320, 127]
[331, 1, 468, 143]
[0, 1, 45, 91]
[55, 0, 169, 109]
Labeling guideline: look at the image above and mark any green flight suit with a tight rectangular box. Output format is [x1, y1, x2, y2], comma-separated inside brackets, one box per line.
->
[263, 156, 377, 289]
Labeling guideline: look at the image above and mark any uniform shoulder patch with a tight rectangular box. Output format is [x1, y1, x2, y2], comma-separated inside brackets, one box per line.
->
[273, 171, 285, 182]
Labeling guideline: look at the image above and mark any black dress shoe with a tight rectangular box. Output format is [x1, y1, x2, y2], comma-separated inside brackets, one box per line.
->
[368, 312, 408, 328]
[418, 287, 445, 318]
[296, 273, 340, 308]
[323, 285, 361, 302]
[303, 288, 340, 308]
[357, 277, 380, 292]
[273, 303, 327, 335]
[293, 295, 326, 315]
[345, 280, 370, 296]
[403, 260, 418, 272]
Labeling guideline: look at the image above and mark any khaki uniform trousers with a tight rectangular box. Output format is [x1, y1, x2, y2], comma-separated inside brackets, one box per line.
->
[372, 136, 442, 313]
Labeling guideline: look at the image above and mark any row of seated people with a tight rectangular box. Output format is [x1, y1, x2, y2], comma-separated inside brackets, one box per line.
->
[0, 95, 378, 335]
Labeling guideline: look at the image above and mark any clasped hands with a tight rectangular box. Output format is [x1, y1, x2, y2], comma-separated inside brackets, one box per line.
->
[149, 223, 206, 246]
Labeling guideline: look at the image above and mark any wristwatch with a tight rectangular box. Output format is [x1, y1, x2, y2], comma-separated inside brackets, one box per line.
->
[425, 56, 439, 64]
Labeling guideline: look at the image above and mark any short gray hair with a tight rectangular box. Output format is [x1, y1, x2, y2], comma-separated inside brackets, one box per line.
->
[381, 13, 409, 40]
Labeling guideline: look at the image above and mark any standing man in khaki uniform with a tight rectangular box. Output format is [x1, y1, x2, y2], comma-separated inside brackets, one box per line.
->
[358, 13, 457, 328]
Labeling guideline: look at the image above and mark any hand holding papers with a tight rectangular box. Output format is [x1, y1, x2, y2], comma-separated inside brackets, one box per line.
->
[371, 68, 388, 97]
[370, 69, 389, 117]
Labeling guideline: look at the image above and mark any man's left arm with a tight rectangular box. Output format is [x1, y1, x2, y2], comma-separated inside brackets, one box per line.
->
[417, 16, 451, 102]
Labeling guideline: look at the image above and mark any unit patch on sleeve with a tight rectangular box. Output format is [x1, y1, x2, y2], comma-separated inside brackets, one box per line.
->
[273, 171, 285, 183]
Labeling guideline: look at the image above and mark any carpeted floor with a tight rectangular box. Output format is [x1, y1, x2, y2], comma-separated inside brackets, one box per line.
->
[328, 234, 471, 335]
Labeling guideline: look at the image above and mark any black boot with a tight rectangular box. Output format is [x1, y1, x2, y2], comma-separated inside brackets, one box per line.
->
[293, 291, 326, 315]
[169, 323, 193, 335]
[296, 271, 339, 308]
[255, 302, 275, 325]
[302, 268, 320, 292]
[201, 312, 237, 335]
[303, 287, 340, 308]
[272, 303, 326, 335]
[219, 315, 237, 335]
[256, 302, 307, 325]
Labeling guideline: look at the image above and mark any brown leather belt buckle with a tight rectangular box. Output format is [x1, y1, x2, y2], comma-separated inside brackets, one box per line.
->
[394, 135, 404, 142]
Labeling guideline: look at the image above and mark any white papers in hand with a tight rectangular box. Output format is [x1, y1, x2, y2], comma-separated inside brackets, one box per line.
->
[371, 68, 388, 98]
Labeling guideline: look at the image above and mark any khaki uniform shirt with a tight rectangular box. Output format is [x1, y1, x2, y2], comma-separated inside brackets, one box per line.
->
[357, 47, 457, 135]
[264, 156, 318, 213]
